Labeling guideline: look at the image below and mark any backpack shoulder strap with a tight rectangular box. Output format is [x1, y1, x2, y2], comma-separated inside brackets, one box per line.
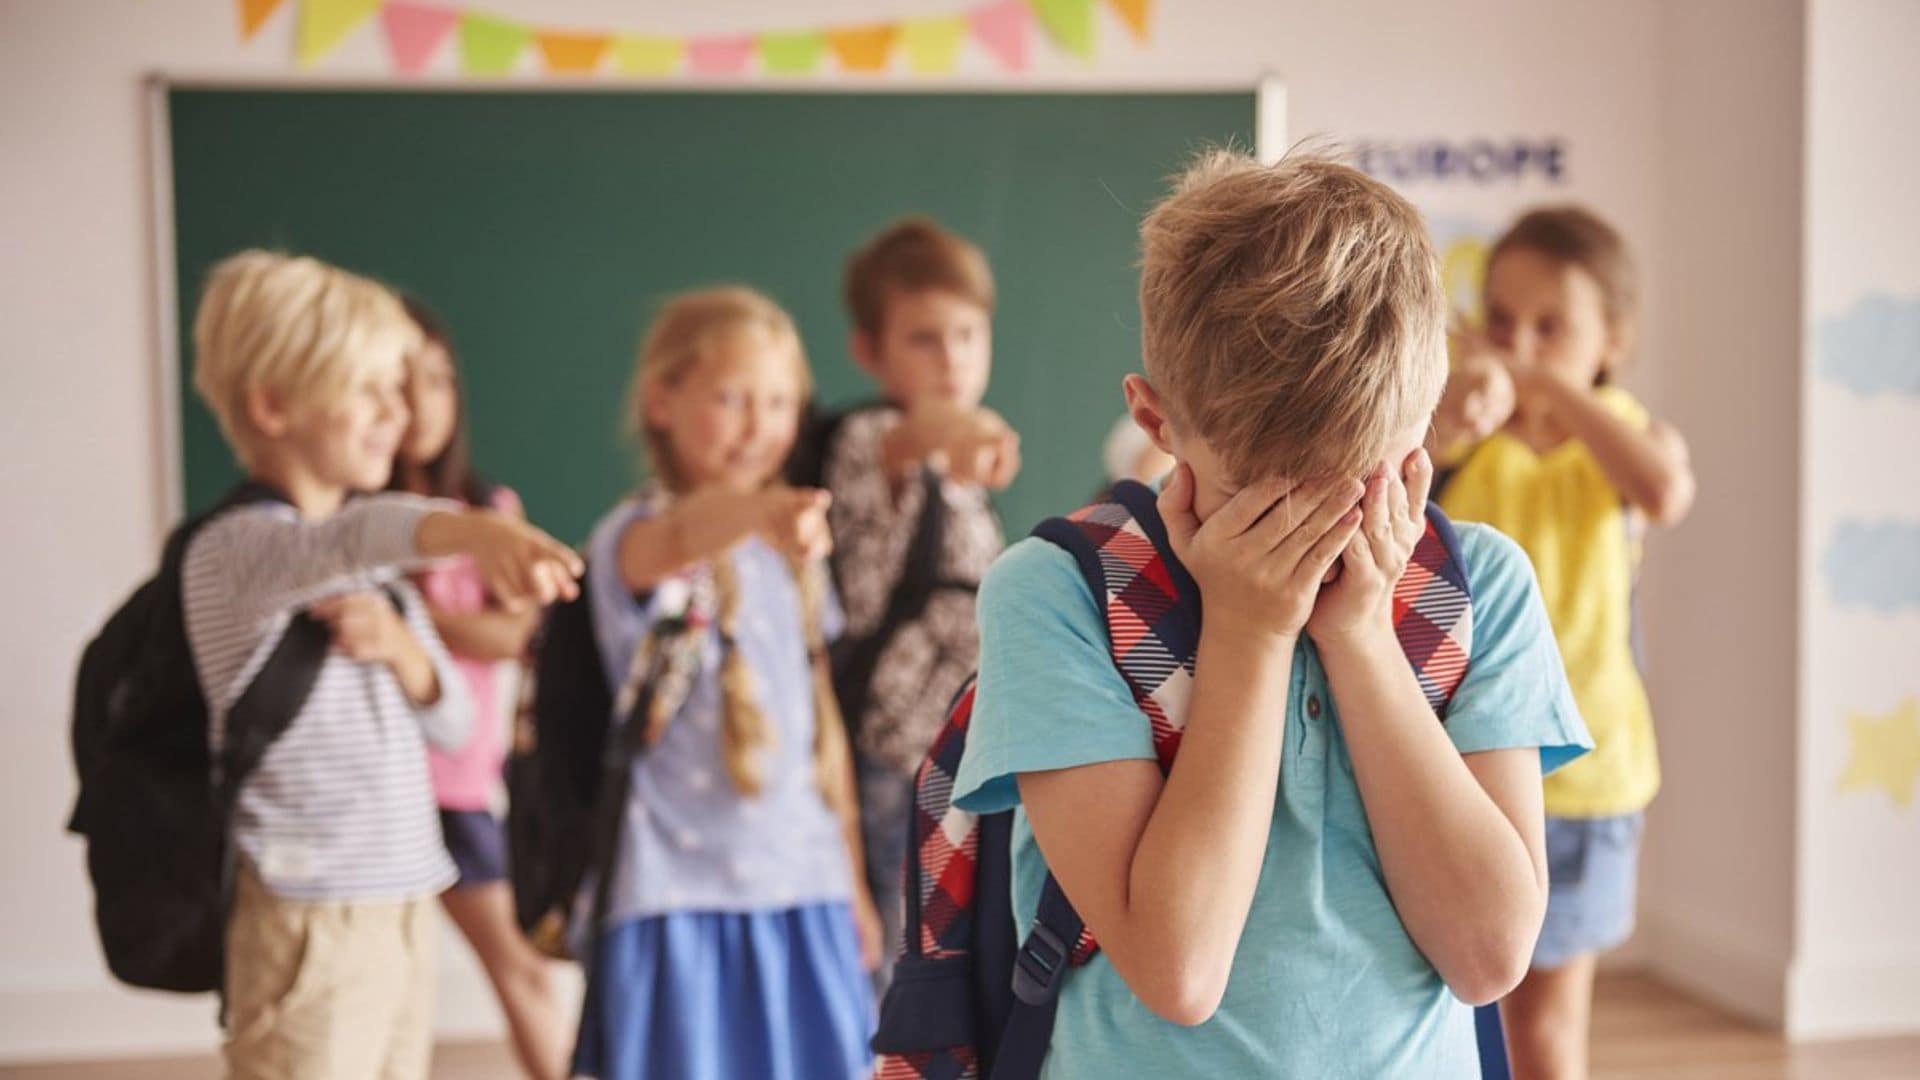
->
[1031, 479, 1197, 771]
[1398, 503, 1475, 716]
[829, 466, 952, 726]
[996, 482, 1190, 1066]
[178, 481, 330, 795]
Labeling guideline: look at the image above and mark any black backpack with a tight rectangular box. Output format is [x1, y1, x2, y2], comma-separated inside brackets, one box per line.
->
[507, 584, 615, 954]
[67, 483, 331, 993]
[507, 564, 701, 959]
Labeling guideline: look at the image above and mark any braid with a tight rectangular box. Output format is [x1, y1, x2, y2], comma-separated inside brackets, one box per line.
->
[711, 557, 772, 796]
[792, 555, 853, 814]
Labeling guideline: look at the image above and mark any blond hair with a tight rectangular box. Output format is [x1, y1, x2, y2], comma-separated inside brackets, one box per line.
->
[627, 286, 848, 807]
[843, 217, 996, 337]
[1138, 149, 1448, 484]
[192, 250, 417, 468]
[628, 286, 811, 491]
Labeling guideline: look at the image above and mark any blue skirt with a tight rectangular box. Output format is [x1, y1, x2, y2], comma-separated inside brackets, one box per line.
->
[573, 903, 874, 1080]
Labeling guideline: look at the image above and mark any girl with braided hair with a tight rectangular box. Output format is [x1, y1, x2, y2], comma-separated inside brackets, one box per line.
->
[573, 287, 880, 1080]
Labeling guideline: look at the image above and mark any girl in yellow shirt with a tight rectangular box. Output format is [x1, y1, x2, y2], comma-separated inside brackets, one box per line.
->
[1432, 207, 1696, 1080]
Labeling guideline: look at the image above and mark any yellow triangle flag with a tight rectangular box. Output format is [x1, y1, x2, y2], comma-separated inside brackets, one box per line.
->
[902, 16, 967, 75]
[237, 0, 286, 42]
[827, 24, 899, 74]
[1108, 0, 1152, 42]
[296, 0, 382, 66]
[611, 34, 684, 76]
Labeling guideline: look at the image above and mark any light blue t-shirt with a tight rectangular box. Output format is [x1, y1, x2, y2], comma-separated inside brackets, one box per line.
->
[951, 521, 1591, 1079]
[584, 499, 853, 928]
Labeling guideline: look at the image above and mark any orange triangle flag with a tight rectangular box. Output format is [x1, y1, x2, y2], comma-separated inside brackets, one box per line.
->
[827, 24, 899, 73]
[237, 0, 286, 41]
[1108, 0, 1152, 42]
[536, 31, 613, 74]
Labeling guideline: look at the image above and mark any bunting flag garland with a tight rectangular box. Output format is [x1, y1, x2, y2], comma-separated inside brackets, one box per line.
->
[1031, 0, 1095, 60]
[969, 0, 1034, 72]
[459, 11, 529, 75]
[759, 31, 827, 76]
[825, 24, 899, 74]
[687, 35, 756, 76]
[902, 16, 968, 75]
[238, 0, 287, 41]
[611, 35, 683, 76]
[536, 30, 613, 75]
[246, 1, 1153, 78]
[381, 2, 459, 76]
[296, 0, 381, 66]
[1109, 0, 1152, 43]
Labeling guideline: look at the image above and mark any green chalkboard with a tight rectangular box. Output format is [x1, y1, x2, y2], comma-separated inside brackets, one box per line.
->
[170, 88, 1255, 542]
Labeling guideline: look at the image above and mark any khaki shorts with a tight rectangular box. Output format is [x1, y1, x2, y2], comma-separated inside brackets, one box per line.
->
[223, 868, 437, 1080]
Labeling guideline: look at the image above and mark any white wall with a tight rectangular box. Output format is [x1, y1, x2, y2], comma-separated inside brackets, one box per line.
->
[1631, 0, 1806, 1029]
[0, 0, 1727, 1062]
[1792, 0, 1920, 1040]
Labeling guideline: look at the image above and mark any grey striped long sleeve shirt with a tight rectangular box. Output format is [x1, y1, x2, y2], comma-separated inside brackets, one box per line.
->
[181, 494, 470, 901]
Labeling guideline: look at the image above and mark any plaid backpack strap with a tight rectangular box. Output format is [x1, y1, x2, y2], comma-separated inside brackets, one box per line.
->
[872, 680, 988, 1080]
[1033, 480, 1200, 769]
[911, 681, 983, 961]
[992, 481, 1199, 1068]
[1395, 503, 1475, 714]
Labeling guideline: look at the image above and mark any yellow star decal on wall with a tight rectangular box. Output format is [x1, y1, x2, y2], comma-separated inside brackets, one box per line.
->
[1837, 699, 1920, 809]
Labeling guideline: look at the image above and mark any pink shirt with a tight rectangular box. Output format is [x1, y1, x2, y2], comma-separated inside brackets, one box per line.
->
[420, 486, 521, 811]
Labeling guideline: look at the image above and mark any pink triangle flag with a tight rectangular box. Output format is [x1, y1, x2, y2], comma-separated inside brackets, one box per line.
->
[969, 0, 1033, 72]
[688, 35, 756, 76]
[381, 3, 460, 77]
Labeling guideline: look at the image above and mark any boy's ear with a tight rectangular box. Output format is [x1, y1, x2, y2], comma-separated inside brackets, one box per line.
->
[1122, 374, 1176, 456]
[244, 385, 293, 440]
[849, 331, 883, 378]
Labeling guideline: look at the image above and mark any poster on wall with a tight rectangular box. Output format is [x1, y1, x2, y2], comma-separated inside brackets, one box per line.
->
[1351, 135, 1568, 331]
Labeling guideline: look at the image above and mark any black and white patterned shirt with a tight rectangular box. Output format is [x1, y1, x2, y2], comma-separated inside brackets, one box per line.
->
[823, 408, 1004, 775]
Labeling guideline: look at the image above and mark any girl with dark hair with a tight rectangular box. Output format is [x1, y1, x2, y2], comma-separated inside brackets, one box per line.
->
[393, 296, 567, 1080]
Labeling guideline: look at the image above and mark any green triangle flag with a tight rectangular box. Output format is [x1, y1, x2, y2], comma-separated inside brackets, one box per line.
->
[1031, 0, 1095, 60]
[461, 11, 532, 76]
[759, 31, 826, 75]
[296, 0, 381, 66]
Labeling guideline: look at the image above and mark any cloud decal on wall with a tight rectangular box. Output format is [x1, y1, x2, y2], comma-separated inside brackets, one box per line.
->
[1823, 519, 1920, 614]
[1817, 292, 1920, 398]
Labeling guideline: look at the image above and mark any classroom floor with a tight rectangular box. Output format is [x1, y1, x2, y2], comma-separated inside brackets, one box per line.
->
[3, 972, 1917, 1079]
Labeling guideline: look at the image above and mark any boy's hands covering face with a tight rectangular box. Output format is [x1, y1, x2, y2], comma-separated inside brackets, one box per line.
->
[1306, 447, 1434, 646]
[1157, 464, 1365, 643]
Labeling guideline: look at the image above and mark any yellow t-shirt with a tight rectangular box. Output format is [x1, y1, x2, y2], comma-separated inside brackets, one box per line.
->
[1437, 386, 1658, 818]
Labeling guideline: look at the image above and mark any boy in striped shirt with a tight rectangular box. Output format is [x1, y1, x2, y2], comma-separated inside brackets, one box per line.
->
[182, 250, 581, 1080]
